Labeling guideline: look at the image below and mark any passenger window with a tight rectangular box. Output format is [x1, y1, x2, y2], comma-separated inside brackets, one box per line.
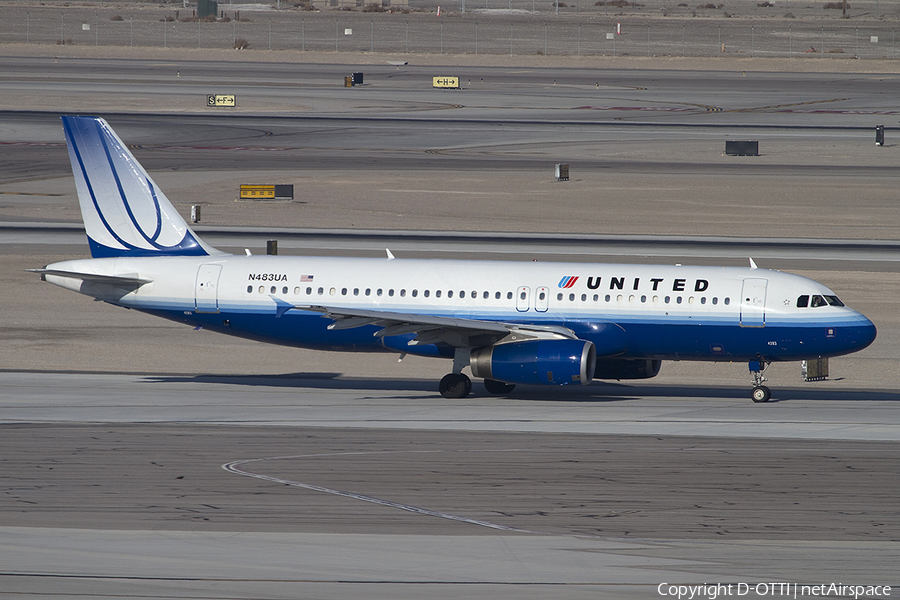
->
[724, 298, 730, 305]
[424, 290, 430, 298]
[712, 297, 718, 305]
[483, 291, 489, 299]
[495, 292, 501, 299]
[353, 288, 359, 296]
[605, 295, 611, 302]
[448, 291, 454, 298]
[436, 290, 442, 298]
[412, 290, 418, 297]
[557, 293, 563, 301]
[389, 289, 395, 297]
[283, 286, 288, 294]
[247, 285, 253, 293]
[797, 295, 809, 308]
[259, 286, 265, 294]
[294, 287, 300, 295]
[593, 294, 599, 302]
[270, 286, 277, 294]
[365, 288, 371, 296]
[400, 289, 406, 297]
[676, 296, 682, 304]
[317, 287, 324, 295]
[700, 297, 706, 305]
[472, 291, 477, 299]
[539, 291, 546, 301]
[377, 289, 383, 296]
[507, 292, 513, 300]
[641, 295, 647, 303]
[811, 295, 826, 308]
[520, 291, 526, 300]
[569, 293, 575, 301]
[341, 288, 347, 295]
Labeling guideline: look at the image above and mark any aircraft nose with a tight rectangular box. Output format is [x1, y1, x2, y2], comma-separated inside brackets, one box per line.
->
[849, 312, 877, 352]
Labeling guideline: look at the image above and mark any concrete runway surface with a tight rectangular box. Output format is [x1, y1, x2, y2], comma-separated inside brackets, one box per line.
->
[1, 51, 899, 599]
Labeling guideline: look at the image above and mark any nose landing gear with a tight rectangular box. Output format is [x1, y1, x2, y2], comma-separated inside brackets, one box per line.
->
[749, 359, 771, 403]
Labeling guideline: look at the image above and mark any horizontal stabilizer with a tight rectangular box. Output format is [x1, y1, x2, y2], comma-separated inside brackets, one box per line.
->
[26, 268, 152, 286]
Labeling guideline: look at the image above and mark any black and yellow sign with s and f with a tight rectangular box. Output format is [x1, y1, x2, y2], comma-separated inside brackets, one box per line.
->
[207, 94, 236, 107]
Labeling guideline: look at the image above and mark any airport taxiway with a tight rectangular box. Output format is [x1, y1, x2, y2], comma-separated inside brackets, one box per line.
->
[2, 53, 899, 599]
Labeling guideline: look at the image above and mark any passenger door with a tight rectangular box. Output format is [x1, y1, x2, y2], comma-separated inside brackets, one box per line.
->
[740, 278, 767, 327]
[195, 264, 222, 313]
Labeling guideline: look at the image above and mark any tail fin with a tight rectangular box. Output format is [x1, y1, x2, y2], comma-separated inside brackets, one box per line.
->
[61, 115, 223, 258]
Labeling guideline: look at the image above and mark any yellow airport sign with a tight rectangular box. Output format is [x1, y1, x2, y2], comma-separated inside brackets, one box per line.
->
[432, 76, 460, 89]
[240, 185, 276, 200]
[239, 184, 294, 201]
[207, 94, 236, 107]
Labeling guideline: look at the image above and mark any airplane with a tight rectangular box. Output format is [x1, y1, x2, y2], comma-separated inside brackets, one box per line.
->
[32, 116, 876, 403]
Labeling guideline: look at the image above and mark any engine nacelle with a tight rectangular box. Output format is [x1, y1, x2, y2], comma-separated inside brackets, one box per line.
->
[594, 358, 662, 380]
[470, 339, 596, 386]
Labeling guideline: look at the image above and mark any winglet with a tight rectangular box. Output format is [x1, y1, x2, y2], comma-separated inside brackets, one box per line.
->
[386, 249, 395, 260]
[749, 258, 758, 270]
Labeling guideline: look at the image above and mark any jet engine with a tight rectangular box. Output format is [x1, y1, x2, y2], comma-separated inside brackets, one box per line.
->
[470, 339, 596, 386]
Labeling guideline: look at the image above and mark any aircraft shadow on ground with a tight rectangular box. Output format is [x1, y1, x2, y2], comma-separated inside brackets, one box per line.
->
[141, 373, 900, 403]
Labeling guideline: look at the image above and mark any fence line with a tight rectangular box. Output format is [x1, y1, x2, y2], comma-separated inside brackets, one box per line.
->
[1, 9, 897, 59]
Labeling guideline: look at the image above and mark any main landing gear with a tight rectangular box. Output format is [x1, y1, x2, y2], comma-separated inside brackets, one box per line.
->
[440, 349, 473, 399]
[483, 378, 516, 395]
[439, 373, 471, 399]
[438, 374, 517, 399]
[439, 348, 516, 398]
[749, 359, 771, 403]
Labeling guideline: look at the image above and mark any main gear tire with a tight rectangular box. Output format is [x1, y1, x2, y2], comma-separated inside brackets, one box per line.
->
[440, 373, 472, 399]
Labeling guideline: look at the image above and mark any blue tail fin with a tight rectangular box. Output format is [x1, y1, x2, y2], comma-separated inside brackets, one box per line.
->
[61, 115, 222, 258]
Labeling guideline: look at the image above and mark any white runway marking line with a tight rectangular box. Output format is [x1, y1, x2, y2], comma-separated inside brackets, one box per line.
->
[222, 450, 533, 533]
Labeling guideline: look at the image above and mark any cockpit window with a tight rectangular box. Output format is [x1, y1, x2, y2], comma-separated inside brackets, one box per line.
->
[799, 294, 845, 309]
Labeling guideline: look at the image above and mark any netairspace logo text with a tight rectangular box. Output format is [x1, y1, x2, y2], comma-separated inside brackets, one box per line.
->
[657, 583, 892, 600]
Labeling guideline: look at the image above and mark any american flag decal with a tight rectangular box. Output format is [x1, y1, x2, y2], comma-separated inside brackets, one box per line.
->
[300, 275, 314, 282]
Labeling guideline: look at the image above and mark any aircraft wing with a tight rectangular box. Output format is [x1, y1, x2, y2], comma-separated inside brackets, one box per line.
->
[300, 305, 578, 348]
